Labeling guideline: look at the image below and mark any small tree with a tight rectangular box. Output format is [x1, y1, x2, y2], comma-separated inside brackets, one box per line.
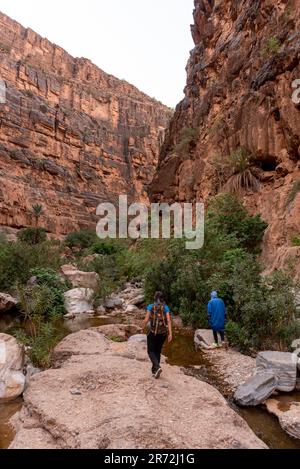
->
[32, 204, 44, 244]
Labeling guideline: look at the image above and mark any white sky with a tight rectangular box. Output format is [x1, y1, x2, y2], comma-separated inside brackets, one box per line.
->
[0, 0, 195, 107]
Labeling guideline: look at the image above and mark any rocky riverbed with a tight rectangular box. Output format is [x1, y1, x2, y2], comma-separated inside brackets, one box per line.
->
[9, 328, 267, 449]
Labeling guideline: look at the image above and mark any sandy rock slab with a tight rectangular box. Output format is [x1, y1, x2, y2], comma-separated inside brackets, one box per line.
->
[10, 330, 267, 449]
[0, 333, 25, 402]
[257, 352, 297, 392]
[266, 399, 300, 440]
[60, 265, 99, 290]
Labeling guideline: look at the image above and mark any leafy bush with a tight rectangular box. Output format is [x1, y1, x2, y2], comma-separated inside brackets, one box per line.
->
[30, 267, 69, 315]
[12, 322, 65, 369]
[118, 239, 170, 281]
[65, 229, 97, 250]
[91, 239, 122, 255]
[0, 240, 62, 292]
[0, 42, 11, 54]
[11, 280, 68, 368]
[17, 227, 47, 245]
[226, 270, 299, 352]
[261, 37, 281, 57]
[213, 148, 259, 193]
[291, 235, 300, 247]
[206, 194, 267, 253]
[174, 127, 199, 159]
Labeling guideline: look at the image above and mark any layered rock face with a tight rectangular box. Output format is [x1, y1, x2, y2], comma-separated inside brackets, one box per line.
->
[151, 0, 300, 272]
[0, 12, 170, 235]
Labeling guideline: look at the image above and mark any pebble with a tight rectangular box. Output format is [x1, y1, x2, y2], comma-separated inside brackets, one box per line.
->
[70, 389, 82, 395]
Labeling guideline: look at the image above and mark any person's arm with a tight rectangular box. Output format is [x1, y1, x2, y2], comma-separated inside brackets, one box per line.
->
[143, 309, 151, 333]
[166, 312, 173, 343]
[207, 302, 212, 320]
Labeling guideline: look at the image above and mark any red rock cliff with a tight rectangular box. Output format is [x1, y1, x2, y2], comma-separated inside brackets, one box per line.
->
[151, 0, 300, 274]
[0, 12, 171, 235]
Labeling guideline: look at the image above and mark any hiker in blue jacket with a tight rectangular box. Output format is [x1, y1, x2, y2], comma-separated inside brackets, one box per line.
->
[207, 291, 226, 347]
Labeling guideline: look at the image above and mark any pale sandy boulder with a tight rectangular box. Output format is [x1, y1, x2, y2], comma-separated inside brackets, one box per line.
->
[234, 372, 278, 406]
[60, 265, 99, 290]
[194, 329, 215, 350]
[266, 398, 300, 440]
[256, 352, 297, 392]
[103, 295, 124, 309]
[0, 333, 25, 402]
[64, 288, 94, 315]
[0, 293, 18, 314]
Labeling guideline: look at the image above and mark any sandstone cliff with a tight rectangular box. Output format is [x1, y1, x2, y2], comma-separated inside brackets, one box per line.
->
[151, 0, 300, 274]
[0, 12, 170, 235]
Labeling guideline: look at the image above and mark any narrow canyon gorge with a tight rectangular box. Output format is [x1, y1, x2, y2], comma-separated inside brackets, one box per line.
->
[0, 11, 170, 236]
[151, 0, 300, 274]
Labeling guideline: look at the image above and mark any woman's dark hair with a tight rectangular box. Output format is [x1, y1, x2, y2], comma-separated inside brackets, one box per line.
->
[154, 291, 164, 303]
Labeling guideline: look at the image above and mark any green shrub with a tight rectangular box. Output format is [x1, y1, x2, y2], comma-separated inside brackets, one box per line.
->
[30, 267, 69, 315]
[206, 194, 267, 252]
[118, 239, 170, 281]
[261, 37, 281, 57]
[291, 235, 300, 247]
[226, 270, 299, 352]
[12, 322, 65, 369]
[17, 227, 47, 245]
[213, 148, 259, 193]
[0, 42, 11, 54]
[0, 240, 62, 292]
[65, 229, 97, 250]
[91, 239, 122, 255]
[174, 127, 199, 158]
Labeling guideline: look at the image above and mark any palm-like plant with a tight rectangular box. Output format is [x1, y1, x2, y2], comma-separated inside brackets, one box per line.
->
[32, 204, 44, 244]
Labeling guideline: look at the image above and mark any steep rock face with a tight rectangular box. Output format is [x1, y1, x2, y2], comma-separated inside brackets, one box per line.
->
[0, 12, 170, 235]
[151, 0, 300, 273]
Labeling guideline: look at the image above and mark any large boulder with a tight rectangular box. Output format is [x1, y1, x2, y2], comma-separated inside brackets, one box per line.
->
[64, 288, 94, 316]
[103, 295, 124, 309]
[194, 329, 215, 350]
[266, 398, 300, 440]
[234, 372, 278, 407]
[60, 265, 99, 290]
[127, 293, 145, 306]
[92, 324, 142, 342]
[256, 351, 297, 392]
[10, 330, 267, 449]
[128, 334, 147, 344]
[0, 333, 25, 402]
[0, 293, 18, 314]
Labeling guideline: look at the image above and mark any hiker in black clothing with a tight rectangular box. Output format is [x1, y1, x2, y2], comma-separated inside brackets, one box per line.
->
[143, 291, 173, 379]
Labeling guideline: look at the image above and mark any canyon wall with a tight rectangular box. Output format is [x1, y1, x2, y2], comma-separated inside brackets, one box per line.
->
[151, 0, 300, 274]
[0, 12, 170, 235]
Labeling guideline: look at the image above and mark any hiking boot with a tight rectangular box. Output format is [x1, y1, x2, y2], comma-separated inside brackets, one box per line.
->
[211, 343, 219, 349]
[155, 368, 162, 379]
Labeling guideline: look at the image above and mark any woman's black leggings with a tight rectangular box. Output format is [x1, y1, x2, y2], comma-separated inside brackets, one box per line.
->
[147, 332, 167, 373]
[213, 330, 225, 344]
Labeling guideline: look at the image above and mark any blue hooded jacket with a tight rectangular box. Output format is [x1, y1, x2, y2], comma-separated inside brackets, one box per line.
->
[207, 291, 226, 331]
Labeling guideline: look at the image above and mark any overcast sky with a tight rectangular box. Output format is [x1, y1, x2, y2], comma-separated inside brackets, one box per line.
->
[0, 0, 195, 107]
